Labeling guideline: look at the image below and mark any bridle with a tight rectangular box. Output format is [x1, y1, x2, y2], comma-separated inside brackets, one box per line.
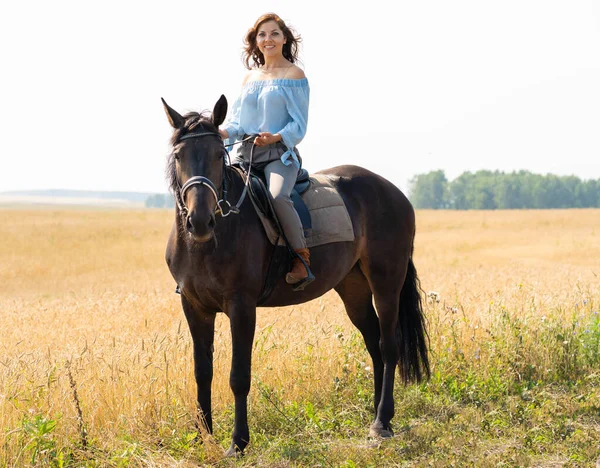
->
[174, 131, 254, 219]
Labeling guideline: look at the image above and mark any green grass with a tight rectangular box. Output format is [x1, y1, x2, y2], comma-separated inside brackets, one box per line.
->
[2, 298, 599, 467]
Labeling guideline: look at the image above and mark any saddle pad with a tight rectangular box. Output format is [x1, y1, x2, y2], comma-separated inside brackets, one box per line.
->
[250, 173, 355, 248]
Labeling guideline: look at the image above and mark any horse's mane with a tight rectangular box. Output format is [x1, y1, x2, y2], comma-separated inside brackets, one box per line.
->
[166, 110, 217, 193]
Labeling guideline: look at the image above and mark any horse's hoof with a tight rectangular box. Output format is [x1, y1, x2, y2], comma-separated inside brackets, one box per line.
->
[224, 445, 242, 458]
[369, 422, 394, 438]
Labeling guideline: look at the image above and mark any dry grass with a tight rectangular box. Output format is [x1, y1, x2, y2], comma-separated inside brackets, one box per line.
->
[1, 208, 599, 466]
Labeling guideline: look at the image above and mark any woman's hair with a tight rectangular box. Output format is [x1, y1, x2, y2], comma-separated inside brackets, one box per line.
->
[243, 13, 302, 69]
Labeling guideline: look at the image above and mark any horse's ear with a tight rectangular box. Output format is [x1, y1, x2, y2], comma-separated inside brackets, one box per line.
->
[161, 98, 185, 129]
[212, 95, 228, 127]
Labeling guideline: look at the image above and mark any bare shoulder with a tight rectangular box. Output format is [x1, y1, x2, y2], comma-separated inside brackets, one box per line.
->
[287, 65, 306, 80]
[242, 70, 259, 85]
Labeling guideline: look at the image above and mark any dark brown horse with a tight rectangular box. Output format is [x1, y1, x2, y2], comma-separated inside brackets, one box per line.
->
[162, 96, 429, 456]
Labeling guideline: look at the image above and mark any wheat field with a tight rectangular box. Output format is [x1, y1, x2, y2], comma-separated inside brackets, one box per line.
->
[1, 208, 599, 466]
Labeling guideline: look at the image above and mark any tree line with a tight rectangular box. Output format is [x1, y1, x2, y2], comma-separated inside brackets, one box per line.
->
[409, 170, 600, 209]
[145, 194, 175, 208]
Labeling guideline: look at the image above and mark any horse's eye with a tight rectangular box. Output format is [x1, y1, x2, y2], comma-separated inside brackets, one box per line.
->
[174, 153, 180, 161]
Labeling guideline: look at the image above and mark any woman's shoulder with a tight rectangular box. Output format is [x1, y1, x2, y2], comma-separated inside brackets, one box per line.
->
[285, 65, 306, 80]
[242, 70, 259, 86]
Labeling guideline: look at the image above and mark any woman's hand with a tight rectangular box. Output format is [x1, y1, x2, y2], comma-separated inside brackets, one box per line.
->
[254, 132, 282, 147]
[218, 128, 229, 139]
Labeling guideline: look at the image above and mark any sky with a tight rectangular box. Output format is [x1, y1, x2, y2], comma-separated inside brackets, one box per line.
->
[1, 0, 599, 194]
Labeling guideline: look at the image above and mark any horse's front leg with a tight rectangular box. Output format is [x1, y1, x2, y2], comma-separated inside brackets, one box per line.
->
[181, 295, 216, 434]
[224, 297, 256, 457]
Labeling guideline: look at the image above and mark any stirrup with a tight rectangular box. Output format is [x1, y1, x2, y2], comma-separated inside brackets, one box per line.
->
[290, 255, 315, 291]
[292, 269, 315, 291]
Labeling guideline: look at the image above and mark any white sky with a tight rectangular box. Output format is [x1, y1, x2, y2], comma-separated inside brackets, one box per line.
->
[1, 0, 599, 194]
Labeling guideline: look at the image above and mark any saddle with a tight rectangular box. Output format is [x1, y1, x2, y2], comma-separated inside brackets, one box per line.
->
[230, 163, 355, 304]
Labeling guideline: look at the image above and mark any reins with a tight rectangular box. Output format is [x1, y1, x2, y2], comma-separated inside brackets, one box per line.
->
[174, 133, 256, 219]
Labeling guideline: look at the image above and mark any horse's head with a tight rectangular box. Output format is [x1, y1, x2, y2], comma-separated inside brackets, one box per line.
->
[162, 96, 228, 242]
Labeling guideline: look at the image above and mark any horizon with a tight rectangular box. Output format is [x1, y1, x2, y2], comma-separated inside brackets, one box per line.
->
[2, 165, 599, 198]
[3, 165, 600, 196]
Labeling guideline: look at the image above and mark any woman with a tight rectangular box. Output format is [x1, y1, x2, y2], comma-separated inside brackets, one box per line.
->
[219, 13, 313, 287]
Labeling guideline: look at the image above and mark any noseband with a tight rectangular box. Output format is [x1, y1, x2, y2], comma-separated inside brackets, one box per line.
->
[175, 131, 254, 219]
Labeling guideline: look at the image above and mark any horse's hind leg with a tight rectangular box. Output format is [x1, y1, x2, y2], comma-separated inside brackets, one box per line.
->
[363, 262, 407, 438]
[335, 265, 384, 416]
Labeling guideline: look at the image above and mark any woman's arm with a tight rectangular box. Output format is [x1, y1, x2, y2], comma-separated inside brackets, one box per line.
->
[277, 78, 309, 149]
[220, 72, 253, 141]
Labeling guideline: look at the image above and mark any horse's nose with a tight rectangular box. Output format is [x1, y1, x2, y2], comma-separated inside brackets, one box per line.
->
[185, 210, 215, 242]
[185, 215, 195, 234]
[208, 213, 216, 229]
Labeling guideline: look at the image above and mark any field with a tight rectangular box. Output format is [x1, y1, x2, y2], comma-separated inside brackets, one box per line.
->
[1, 209, 599, 467]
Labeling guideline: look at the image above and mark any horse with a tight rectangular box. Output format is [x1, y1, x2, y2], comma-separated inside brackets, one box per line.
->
[162, 95, 429, 456]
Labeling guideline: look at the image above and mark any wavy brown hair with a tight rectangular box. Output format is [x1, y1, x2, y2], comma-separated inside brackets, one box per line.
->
[243, 13, 302, 69]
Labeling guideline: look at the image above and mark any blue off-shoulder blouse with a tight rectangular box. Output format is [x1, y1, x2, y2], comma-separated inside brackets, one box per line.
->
[223, 78, 310, 168]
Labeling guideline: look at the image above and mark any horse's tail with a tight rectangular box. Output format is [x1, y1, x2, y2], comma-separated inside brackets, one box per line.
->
[396, 254, 430, 383]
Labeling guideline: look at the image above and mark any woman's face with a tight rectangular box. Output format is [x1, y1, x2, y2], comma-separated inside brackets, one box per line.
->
[256, 20, 286, 60]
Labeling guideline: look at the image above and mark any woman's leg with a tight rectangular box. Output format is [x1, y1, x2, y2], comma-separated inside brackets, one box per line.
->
[263, 159, 313, 286]
[263, 160, 307, 250]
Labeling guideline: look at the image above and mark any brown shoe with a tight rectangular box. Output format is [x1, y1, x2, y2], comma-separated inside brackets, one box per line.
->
[286, 248, 310, 284]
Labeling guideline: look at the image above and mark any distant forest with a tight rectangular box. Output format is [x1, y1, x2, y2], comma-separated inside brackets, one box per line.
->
[409, 170, 600, 209]
[146, 170, 600, 210]
[145, 193, 175, 208]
